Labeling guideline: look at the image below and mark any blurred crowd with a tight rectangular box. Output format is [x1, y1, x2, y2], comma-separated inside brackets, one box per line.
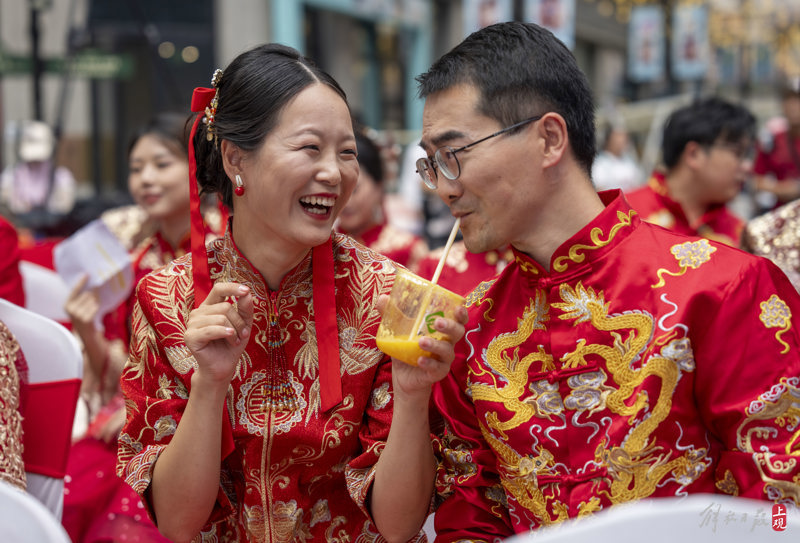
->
[4, 77, 800, 295]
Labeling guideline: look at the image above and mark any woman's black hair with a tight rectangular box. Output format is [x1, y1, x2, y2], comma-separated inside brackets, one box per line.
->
[354, 124, 384, 186]
[192, 43, 350, 209]
[127, 111, 191, 161]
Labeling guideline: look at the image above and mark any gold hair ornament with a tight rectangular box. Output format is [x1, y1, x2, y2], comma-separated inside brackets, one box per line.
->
[204, 68, 223, 145]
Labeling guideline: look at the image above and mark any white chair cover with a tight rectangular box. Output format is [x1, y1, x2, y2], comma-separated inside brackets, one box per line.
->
[19, 260, 70, 323]
[0, 480, 71, 543]
[0, 298, 83, 520]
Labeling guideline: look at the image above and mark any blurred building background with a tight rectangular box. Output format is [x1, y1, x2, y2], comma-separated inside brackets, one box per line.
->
[1, 0, 798, 213]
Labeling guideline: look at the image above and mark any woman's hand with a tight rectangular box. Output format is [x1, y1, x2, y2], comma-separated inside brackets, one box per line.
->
[97, 405, 127, 443]
[377, 293, 468, 397]
[184, 282, 254, 391]
[64, 273, 110, 381]
[64, 274, 100, 334]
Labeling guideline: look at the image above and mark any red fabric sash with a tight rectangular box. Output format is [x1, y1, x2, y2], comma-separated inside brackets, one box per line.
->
[313, 236, 342, 411]
[22, 378, 82, 478]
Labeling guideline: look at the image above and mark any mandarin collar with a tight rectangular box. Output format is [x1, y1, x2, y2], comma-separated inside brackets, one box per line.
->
[218, 229, 313, 296]
[151, 229, 191, 258]
[647, 171, 732, 229]
[512, 189, 639, 279]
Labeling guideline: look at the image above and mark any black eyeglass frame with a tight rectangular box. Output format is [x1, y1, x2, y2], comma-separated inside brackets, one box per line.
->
[416, 114, 544, 189]
[707, 140, 756, 162]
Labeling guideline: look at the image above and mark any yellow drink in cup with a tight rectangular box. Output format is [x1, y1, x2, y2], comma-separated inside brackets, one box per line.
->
[376, 267, 466, 366]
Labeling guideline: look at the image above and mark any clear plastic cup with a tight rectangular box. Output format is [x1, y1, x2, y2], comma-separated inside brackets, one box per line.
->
[376, 267, 465, 366]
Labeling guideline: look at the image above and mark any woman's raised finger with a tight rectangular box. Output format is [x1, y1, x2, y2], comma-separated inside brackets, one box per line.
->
[201, 282, 250, 306]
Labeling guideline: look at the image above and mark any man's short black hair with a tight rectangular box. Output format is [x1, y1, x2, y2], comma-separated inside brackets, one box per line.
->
[661, 97, 756, 169]
[417, 21, 596, 176]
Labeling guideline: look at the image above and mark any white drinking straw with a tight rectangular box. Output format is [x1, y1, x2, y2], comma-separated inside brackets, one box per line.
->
[408, 218, 461, 340]
[431, 217, 461, 285]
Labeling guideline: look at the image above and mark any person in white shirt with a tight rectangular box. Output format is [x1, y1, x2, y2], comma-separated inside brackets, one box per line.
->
[591, 122, 643, 192]
[0, 120, 76, 231]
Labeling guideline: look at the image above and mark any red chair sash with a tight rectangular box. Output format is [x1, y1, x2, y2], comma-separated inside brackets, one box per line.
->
[22, 378, 82, 478]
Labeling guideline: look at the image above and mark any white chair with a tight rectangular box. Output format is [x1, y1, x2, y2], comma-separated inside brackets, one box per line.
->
[0, 480, 71, 542]
[423, 513, 436, 540]
[19, 260, 70, 323]
[505, 494, 798, 542]
[0, 298, 83, 521]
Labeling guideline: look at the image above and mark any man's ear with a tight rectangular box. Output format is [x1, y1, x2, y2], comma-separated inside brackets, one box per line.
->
[221, 139, 243, 179]
[539, 112, 568, 169]
[683, 141, 706, 170]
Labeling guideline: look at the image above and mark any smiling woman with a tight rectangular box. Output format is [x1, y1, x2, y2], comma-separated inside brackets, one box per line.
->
[127, 115, 193, 237]
[219, 82, 360, 269]
[116, 43, 467, 543]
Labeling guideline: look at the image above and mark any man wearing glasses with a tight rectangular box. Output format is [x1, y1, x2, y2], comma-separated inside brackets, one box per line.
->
[625, 97, 756, 247]
[417, 21, 800, 540]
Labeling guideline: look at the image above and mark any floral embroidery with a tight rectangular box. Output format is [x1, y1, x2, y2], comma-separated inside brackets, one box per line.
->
[371, 382, 391, 410]
[153, 415, 177, 441]
[760, 295, 793, 354]
[164, 344, 197, 375]
[653, 239, 717, 288]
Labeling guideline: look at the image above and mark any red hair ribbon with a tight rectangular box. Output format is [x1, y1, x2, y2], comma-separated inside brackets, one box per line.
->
[188, 87, 216, 308]
[188, 87, 237, 458]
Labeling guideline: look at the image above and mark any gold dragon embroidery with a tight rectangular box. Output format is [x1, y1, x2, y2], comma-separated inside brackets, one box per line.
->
[479, 425, 569, 527]
[554, 282, 706, 503]
[470, 290, 553, 440]
[471, 280, 709, 521]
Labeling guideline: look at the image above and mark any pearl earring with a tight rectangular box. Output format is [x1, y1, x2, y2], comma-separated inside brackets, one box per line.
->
[234, 174, 245, 196]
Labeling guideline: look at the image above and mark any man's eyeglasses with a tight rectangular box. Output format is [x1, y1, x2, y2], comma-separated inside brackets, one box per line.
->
[416, 114, 544, 189]
[711, 141, 755, 162]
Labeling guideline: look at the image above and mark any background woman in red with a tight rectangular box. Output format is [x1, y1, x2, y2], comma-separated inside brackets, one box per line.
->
[336, 124, 429, 272]
[62, 112, 221, 543]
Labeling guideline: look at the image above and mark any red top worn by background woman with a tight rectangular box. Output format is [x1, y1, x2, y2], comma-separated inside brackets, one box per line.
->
[348, 220, 428, 273]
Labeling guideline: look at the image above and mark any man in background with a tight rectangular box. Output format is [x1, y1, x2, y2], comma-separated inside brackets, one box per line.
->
[625, 97, 756, 247]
